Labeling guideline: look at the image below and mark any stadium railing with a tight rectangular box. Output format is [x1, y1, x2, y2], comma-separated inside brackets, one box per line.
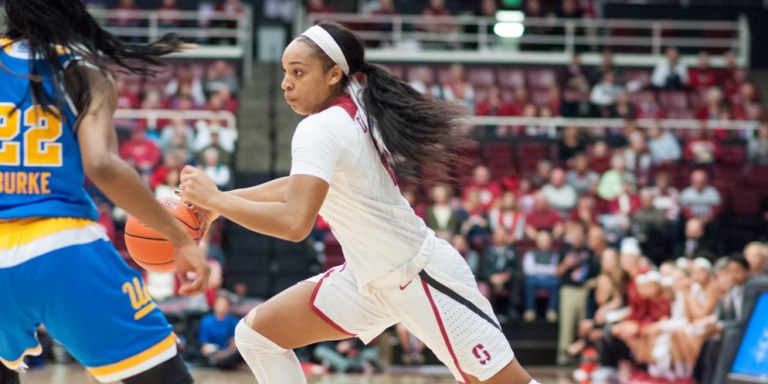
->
[304, 13, 749, 67]
[88, 7, 254, 80]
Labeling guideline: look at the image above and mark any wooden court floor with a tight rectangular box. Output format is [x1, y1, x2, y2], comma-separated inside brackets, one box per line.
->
[20, 364, 572, 384]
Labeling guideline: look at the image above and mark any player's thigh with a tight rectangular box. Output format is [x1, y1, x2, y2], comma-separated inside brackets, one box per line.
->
[246, 266, 394, 350]
[39, 240, 178, 382]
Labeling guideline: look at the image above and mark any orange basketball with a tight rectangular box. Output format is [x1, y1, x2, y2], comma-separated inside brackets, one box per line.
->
[124, 196, 202, 272]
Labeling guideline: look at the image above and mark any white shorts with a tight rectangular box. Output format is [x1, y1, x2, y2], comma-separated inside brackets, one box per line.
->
[305, 244, 515, 382]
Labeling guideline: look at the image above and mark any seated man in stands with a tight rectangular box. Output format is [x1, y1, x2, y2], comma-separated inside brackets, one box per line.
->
[680, 170, 721, 225]
[652, 46, 688, 90]
[523, 231, 561, 322]
[198, 294, 242, 370]
[525, 192, 564, 239]
[479, 228, 523, 321]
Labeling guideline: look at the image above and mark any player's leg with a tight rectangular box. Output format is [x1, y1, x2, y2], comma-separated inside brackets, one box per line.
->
[33, 229, 192, 384]
[236, 266, 392, 384]
[0, 365, 20, 384]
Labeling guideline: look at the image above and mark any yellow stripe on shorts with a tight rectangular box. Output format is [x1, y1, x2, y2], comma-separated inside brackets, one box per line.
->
[87, 333, 177, 377]
[0, 217, 97, 251]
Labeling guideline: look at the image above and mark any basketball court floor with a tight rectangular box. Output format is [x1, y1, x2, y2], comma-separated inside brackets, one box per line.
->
[20, 364, 572, 383]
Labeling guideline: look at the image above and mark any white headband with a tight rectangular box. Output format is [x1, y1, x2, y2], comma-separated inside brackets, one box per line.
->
[302, 25, 349, 75]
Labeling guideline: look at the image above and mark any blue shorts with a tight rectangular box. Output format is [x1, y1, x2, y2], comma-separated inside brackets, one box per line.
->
[0, 218, 177, 383]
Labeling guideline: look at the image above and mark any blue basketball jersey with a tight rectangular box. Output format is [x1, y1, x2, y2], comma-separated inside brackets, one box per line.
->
[0, 38, 97, 221]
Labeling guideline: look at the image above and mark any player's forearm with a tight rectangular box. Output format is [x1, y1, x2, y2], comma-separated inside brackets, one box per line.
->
[87, 156, 191, 245]
[227, 177, 289, 202]
[209, 192, 312, 243]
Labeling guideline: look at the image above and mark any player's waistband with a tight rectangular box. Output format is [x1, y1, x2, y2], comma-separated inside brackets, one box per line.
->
[0, 217, 108, 269]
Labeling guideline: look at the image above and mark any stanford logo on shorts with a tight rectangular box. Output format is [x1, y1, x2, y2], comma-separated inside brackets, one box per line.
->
[472, 343, 491, 365]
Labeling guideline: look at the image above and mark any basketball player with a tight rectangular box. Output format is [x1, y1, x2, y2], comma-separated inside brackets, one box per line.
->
[180, 22, 539, 383]
[0, 1, 210, 383]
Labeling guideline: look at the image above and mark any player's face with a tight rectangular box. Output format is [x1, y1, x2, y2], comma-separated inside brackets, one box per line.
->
[281, 40, 344, 116]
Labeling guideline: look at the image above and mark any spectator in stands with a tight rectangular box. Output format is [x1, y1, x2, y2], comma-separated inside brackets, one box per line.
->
[307, 0, 335, 14]
[515, 177, 536, 213]
[119, 126, 160, 178]
[556, 222, 598, 364]
[109, 0, 141, 36]
[169, 83, 203, 110]
[607, 180, 641, 217]
[488, 191, 526, 243]
[743, 241, 768, 275]
[558, 125, 587, 162]
[458, 189, 491, 247]
[652, 46, 689, 90]
[748, 122, 768, 164]
[598, 154, 637, 200]
[525, 192, 564, 239]
[201, 148, 231, 190]
[672, 258, 719, 373]
[508, 86, 528, 117]
[212, 87, 238, 114]
[523, 231, 561, 322]
[723, 67, 748, 99]
[611, 90, 636, 120]
[314, 339, 379, 372]
[559, 53, 592, 117]
[732, 82, 763, 122]
[115, 77, 139, 109]
[479, 228, 523, 321]
[196, 128, 231, 166]
[408, 66, 443, 99]
[635, 91, 665, 119]
[696, 87, 726, 122]
[590, 51, 620, 86]
[650, 172, 681, 223]
[566, 153, 599, 195]
[631, 189, 667, 251]
[647, 121, 681, 165]
[160, 116, 194, 153]
[216, 0, 245, 37]
[453, 234, 481, 279]
[198, 294, 241, 370]
[157, 0, 183, 28]
[622, 131, 652, 182]
[195, 117, 237, 154]
[141, 88, 166, 110]
[530, 159, 553, 190]
[591, 71, 623, 117]
[587, 226, 608, 262]
[570, 195, 599, 228]
[462, 165, 502, 212]
[542, 168, 578, 215]
[205, 59, 238, 96]
[419, 0, 456, 34]
[521, 0, 551, 51]
[155, 168, 180, 199]
[688, 51, 719, 92]
[476, 86, 514, 116]
[675, 217, 717, 262]
[166, 64, 206, 106]
[370, 0, 397, 18]
[425, 184, 460, 240]
[442, 64, 475, 110]
[680, 169, 721, 223]
[588, 139, 612, 174]
[684, 124, 721, 166]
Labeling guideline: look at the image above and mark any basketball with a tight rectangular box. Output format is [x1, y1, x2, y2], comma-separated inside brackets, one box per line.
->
[124, 196, 202, 272]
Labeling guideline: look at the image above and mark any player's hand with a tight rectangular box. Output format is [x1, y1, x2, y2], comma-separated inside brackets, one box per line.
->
[179, 165, 220, 210]
[176, 190, 221, 238]
[174, 239, 210, 296]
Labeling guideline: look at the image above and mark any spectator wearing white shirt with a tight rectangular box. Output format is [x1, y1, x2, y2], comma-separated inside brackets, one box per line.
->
[542, 168, 578, 215]
[652, 47, 689, 90]
[590, 71, 623, 116]
[523, 231, 561, 322]
[201, 148, 231, 189]
[680, 170, 721, 223]
[648, 121, 682, 165]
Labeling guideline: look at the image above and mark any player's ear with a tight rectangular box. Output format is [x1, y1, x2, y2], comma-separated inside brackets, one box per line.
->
[327, 64, 343, 86]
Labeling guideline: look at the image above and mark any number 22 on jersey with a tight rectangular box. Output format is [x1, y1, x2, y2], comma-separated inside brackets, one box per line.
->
[0, 103, 63, 167]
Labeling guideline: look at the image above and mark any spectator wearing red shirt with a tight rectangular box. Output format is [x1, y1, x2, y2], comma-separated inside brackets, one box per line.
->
[635, 91, 665, 119]
[525, 192, 564, 239]
[115, 77, 139, 109]
[462, 165, 502, 213]
[588, 140, 612, 174]
[150, 152, 183, 190]
[420, 0, 456, 33]
[157, 0, 182, 28]
[109, 0, 140, 28]
[688, 51, 719, 92]
[570, 194, 599, 227]
[119, 127, 161, 177]
[307, 0, 335, 14]
[730, 82, 762, 121]
[684, 126, 721, 166]
[723, 68, 747, 100]
[476, 86, 514, 116]
[695, 87, 726, 122]
[607, 180, 641, 216]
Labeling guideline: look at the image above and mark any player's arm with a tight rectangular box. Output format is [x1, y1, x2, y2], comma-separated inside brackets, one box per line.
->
[227, 177, 290, 202]
[70, 65, 209, 295]
[180, 167, 326, 243]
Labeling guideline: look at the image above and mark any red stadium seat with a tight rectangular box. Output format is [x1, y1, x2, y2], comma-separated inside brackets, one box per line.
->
[659, 91, 690, 111]
[497, 68, 526, 89]
[730, 188, 760, 215]
[467, 67, 496, 89]
[525, 69, 556, 90]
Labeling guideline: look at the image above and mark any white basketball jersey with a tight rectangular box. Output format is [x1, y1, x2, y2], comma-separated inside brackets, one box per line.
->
[290, 95, 432, 294]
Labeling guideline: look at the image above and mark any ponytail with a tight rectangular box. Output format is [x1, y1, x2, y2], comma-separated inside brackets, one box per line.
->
[361, 63, 467, 181]
[5, 0, 187, 114]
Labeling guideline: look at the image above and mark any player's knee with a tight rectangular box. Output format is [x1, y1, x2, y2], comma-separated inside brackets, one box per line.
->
[234, 319, 287, 356]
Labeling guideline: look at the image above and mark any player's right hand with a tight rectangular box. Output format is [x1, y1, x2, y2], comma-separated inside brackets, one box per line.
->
[174, 240, 211, 296]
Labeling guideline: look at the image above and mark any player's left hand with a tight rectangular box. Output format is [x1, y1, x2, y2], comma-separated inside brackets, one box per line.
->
[179, 165, 220, 210]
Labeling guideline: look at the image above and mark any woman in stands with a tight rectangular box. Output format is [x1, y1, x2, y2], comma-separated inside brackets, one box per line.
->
[180, 22, 538, 383]
[0, 0, 209, 383]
